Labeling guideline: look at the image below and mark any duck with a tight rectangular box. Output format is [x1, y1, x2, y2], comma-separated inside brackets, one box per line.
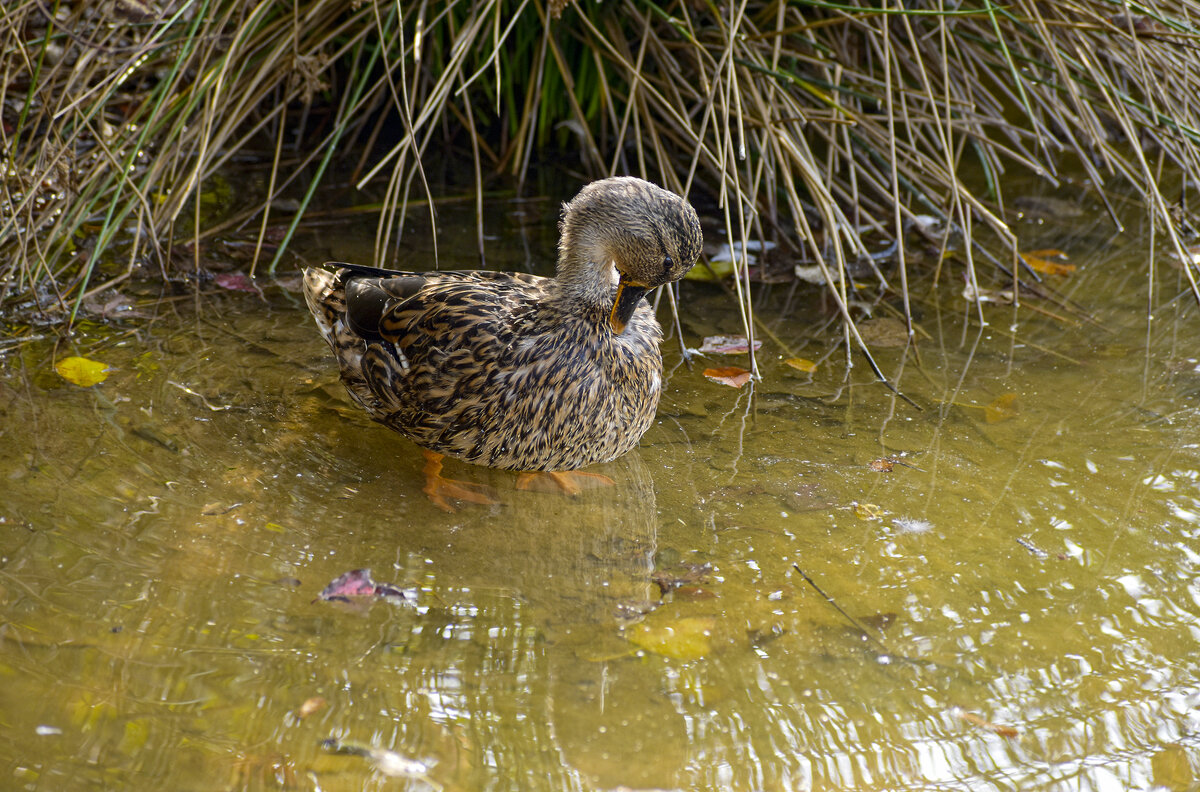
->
[303, 176, 703, 510]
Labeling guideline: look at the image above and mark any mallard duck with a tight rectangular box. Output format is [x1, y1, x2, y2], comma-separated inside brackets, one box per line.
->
[303, 176, 702, 509]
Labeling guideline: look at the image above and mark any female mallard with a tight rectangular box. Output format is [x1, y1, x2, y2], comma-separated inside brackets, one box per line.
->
[303, 176, 702, 510]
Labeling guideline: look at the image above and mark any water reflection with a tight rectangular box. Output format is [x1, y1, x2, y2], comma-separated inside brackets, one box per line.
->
[3, 217, 1200, 790]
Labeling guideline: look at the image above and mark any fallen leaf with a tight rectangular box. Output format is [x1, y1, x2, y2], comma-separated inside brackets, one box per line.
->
[684, 258, 736, 282]
[82, 291, 145, 320]
[856, 317, 910, 347]
[703, 366, 752, 388]
[626, 616, 715, 660]
[699, 335, 762, 355]
[785, 357, 817, 373]
[131, 422, 180, 452]
[984, 393, 1019, 423]
[319, 569, 378, 599]
[955, 709, 1019, 738]
[1021, 249, 1075, 276]
[962, 283, 1014, 304]
[1012, 196, 1084, 219]
[296, 697, 326, 719]
[55, 356, 111, 387]
[673, 585, 718, 601]
[317, 569, 416, 607]
[854, 502, 884, 520]
[214, 272, 261, 293]
[858, 612, 897, 632]
[651, 563, 713, 596]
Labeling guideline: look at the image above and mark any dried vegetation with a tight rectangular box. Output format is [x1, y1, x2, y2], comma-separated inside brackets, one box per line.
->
[3, 0, 1200, 334]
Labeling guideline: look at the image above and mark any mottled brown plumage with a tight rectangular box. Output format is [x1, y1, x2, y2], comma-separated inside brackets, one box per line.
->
[303, 177, 702, 472]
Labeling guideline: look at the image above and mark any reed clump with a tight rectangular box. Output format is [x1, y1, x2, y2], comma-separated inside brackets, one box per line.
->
[3, 0, 1199, 327]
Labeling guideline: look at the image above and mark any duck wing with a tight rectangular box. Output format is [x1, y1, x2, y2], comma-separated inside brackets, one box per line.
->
[331, 265, 550, 449]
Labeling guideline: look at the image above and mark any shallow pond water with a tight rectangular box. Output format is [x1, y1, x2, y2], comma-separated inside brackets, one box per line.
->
[3, 191, 1200, 792]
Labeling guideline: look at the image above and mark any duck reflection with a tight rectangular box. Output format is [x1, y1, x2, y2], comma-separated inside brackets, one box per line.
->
[348, 448, 690, 790]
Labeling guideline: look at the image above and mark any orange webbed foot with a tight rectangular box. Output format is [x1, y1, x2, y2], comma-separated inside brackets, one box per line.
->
[514, 470, 615, 496]
[422, 450, 498, 513]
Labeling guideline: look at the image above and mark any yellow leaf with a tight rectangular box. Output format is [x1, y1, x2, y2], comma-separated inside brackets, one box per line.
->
[785, 357, 817, 373]
[627, 616, 715, 660]
[684, 258, 736, 282]
[984, 393, 1019, 423]
[854, 502, 884, 520]
[55, 356, 111, 387]
[1020, 249, 1075, 276]
[118, 719, 152, 755]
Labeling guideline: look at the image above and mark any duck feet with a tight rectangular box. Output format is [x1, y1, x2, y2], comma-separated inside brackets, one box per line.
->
[422, 450, 498, 513]
[514, 470, 615, 496]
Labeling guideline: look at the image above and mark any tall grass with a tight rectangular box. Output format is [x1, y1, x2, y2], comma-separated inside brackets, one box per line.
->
[3, 0, 1200, 339]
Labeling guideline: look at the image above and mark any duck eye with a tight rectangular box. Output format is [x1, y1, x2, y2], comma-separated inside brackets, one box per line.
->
[663, 255, 673, 274]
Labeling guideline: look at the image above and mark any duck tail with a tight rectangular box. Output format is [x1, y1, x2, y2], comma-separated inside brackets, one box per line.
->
[302, 266, 344, 347]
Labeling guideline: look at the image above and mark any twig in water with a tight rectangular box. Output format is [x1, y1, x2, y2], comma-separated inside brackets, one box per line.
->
[792, 564, 893, 656]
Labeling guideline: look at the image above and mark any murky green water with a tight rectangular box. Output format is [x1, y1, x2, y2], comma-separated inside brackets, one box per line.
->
[3, 192, 1200, 791]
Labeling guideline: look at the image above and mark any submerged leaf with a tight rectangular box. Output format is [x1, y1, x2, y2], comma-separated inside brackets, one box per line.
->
[684, 258, 736, 282]
[856, 317, 910, 347]
[214, 272, 261, 293]
[785, 357, 817, 373]
[1012, 196, 1084, 219]
[699, 335, 762, 355]
[962, 283, 1014, 305]
[651, 563, 713, 596]
[673, 585, 718, 601]
[854, 502, 884, 520]
[1020, 249, 1075, 276]
[55, 356, 111, 387]
[319, 569, 379, 599]
[317, 569, 416, 607]
[955, 709, 1019, 738]
[296, 697, 326, 719]
[703, 366, 752, 388]
[627, 616, 715, 660]
[984, 393, 1019, 423]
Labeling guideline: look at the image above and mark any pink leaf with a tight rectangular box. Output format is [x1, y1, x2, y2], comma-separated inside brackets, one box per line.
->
[317, 569, 417, 607]
[214, 272, 260, 293]
[319, 569, 380, 600]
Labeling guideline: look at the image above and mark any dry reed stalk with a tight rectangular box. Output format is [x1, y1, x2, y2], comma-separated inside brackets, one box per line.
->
[2, 0, 1199, 343]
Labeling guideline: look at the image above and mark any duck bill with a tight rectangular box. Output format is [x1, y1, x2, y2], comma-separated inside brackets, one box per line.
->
[609, 278, 650, 335]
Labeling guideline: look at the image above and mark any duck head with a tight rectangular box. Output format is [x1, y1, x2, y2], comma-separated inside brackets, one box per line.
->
[557, 177, 703, 334]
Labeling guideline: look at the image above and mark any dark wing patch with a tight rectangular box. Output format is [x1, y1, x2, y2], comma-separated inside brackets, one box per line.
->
[380, 277, 531, 370]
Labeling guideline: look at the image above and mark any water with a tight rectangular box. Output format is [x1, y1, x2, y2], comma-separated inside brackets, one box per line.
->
[2, 192, 1200, 791]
